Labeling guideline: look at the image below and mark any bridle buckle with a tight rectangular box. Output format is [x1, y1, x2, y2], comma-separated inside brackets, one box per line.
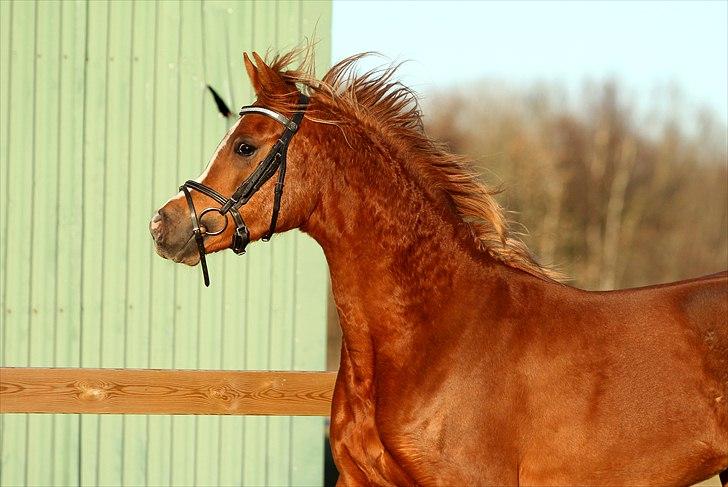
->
[231, 226, 250, 255]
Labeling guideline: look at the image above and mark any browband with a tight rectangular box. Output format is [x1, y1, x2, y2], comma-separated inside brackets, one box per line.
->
[238, 106, 300, 131]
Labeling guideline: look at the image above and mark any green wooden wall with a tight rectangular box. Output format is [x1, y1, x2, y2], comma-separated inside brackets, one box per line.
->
[0, 1, 332, 485]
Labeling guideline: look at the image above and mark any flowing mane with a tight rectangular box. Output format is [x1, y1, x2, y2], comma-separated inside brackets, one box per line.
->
[254, 49, 560, 280]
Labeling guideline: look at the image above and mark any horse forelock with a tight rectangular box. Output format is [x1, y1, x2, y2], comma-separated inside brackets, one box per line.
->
[251, 47, 563, 281]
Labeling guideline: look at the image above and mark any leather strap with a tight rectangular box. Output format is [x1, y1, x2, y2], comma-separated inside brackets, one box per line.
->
[238, 106, 298, 131]
[181, 185, 210, 287]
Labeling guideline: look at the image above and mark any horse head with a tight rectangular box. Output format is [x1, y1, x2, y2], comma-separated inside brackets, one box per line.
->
[150, 52, 324, 284]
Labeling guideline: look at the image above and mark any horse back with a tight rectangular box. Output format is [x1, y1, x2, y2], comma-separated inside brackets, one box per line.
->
[608, 271, 728, 385]
[505, 270, 728, 485]
[653, 271, 728, 393]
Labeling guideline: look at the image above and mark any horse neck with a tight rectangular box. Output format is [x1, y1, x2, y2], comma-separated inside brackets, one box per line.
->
[302, 124, 505, 371]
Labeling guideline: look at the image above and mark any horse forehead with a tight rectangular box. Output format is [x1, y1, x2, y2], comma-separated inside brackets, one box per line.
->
[213, 112, 277, 147]
[204, 114, 273, 160]
[237, 111, 283, 136]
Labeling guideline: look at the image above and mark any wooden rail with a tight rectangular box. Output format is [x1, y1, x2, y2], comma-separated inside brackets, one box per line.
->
[0, 367, 337, 416]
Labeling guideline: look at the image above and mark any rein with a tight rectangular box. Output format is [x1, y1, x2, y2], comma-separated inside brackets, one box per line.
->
[180, 92, 309, 287]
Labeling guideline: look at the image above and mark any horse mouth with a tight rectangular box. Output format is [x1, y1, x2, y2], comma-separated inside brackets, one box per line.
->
[154, 233, 201, 266]
[173, 250, 200, 266]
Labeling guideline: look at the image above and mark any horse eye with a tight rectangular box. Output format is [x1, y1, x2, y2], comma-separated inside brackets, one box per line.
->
[235, 142, 257, 157]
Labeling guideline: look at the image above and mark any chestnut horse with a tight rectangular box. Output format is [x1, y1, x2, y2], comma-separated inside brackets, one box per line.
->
[151, 51, 728, 486]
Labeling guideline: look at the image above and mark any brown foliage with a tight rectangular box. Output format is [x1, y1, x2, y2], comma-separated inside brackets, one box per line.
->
[426, 80, 728, 290]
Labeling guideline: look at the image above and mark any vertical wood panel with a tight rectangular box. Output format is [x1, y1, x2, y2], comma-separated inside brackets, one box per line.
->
[52, 1, 86, 485]
[1, 2, 36, 485]
[0, 0, 12, 359]
[0, 0, 331, 485]
[96, 2, 134, 484]
[0, 0, 12, 485]
[79, 1, 110, 484]
[26, 2, 62, 485]
[147, 1, 179, 484]
[0, 21, 9, 484]
[122, 1, 155, 484]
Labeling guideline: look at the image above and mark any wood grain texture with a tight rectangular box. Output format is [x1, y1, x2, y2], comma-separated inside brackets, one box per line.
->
[1, 367, 337, 416]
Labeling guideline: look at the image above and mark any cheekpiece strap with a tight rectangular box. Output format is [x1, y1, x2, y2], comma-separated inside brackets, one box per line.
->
[181, 185, 210, 287]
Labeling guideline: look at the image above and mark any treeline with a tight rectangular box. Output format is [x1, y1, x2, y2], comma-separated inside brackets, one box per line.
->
[425, 81, 727, 290]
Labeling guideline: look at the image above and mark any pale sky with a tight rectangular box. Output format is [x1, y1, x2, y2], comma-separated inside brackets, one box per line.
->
[332, 0, 728, 127]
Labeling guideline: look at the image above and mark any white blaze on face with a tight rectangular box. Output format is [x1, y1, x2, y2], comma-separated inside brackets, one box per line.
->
[194, 117, 245, 184]
[160, 117, 244, 210]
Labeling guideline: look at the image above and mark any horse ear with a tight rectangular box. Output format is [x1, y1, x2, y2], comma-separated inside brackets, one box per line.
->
[251, 51, 267, 69]
[243, 52, 263, 95]
[251, 51, 279, 89]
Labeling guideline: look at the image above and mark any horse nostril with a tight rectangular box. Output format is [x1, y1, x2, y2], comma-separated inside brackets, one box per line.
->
[150, 211, 165, 241]
[157, 206, 173, 222]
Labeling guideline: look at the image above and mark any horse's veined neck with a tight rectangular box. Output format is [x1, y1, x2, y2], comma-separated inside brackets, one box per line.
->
[307, 125, 481, 264]
[303, 124, 504, 351]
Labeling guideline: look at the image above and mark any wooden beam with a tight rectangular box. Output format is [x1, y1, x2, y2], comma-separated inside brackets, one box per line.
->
[0, 367, 337, 416]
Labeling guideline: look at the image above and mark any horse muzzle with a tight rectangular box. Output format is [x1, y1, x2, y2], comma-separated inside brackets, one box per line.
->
[149, 208, 200, 265]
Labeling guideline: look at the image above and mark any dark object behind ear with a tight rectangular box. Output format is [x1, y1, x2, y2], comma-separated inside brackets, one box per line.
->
[207, 85, 233, 118]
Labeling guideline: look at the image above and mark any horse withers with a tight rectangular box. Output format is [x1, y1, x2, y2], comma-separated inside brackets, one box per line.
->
[151, 50, 728, 486]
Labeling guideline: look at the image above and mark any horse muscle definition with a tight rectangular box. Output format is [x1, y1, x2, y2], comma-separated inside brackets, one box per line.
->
[151, 49, 728, 486]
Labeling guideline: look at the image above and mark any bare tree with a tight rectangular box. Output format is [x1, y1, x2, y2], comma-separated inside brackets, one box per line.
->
[426, 80, 728, 289]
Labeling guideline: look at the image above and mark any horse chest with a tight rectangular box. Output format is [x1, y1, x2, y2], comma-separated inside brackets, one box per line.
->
[329, 347, 418, 486]
[330, 345, 506, 486]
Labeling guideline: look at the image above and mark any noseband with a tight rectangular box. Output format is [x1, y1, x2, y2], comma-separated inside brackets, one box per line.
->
[180, 92, 309, 287]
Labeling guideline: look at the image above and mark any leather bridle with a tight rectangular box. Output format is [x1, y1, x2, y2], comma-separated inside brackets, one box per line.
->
[180, 92, 309, 287]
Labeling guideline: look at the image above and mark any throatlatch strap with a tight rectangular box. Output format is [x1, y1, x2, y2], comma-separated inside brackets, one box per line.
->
[262, 154, 286, 242]
[261, 94, 306, 241]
